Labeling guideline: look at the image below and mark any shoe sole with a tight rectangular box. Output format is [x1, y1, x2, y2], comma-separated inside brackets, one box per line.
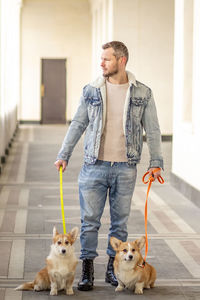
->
[77, 285, 94, 291]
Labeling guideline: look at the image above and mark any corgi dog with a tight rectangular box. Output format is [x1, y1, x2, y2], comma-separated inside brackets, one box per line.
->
[16, 226, 79, 296]
[110, 236, 156, 295]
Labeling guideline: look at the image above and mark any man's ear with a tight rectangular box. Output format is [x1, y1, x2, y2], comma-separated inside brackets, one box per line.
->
[118, 56, 127, 66]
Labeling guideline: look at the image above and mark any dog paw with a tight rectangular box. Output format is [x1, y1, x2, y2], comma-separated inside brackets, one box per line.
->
[135, 288, 143, 295]
[115, 286, 124, 292]
[50, 289, 58, 296]
[34, 285, 41, 291]
[145, 285, 150, 289]
[66, 288, 74, 295]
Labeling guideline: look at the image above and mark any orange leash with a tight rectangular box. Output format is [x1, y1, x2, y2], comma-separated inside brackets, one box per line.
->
[142, 168, 164, 266]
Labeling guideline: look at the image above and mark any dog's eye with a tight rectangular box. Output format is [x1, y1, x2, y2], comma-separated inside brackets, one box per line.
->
[57, 241, 62, 245]
[123, 249, 128, 253]
[65, 241, 69, 245]
[132, 249, 135, 252]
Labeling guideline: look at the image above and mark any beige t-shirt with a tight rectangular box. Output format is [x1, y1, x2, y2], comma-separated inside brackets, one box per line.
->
[98, 80, 129, 162]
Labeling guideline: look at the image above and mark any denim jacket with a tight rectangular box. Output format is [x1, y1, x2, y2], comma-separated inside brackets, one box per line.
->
[57, 71, 163, 169]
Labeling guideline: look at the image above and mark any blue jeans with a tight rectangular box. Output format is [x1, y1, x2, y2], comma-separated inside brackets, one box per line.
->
[78, 160, 137, 259]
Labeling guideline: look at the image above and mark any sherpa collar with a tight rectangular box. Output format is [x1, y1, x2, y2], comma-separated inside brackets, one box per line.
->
[90, 70, 137, 88]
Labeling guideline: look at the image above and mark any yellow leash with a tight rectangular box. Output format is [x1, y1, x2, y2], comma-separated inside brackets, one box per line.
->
[59, 166, 66, 234]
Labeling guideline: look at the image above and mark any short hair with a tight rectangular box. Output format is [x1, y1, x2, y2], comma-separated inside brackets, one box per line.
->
[102, 41, 129, 64]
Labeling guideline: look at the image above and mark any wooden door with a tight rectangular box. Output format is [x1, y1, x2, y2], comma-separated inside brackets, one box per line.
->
[41, 59, 66, 124]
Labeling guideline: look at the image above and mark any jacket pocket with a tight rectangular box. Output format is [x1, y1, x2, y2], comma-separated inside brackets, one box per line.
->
[130, 97, 147, 119]
[87, 97, 101, 121]
[131, 97, 147, 106]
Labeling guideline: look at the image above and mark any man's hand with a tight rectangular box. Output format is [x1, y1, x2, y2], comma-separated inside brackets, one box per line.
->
[54, 160, 67, 172]
[148, 168, 161, 180]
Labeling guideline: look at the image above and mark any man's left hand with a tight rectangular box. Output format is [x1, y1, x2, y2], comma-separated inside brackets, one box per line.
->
[148, 168, 161, 180]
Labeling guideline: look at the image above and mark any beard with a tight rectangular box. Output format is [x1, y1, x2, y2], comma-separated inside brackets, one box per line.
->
[103, 65, 119, 78]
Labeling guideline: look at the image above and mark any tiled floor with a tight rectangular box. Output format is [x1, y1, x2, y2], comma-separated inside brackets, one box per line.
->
[0, 125, 200, 299]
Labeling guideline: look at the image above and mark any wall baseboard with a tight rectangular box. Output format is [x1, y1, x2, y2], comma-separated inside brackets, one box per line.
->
[0, 124, 18, 173]
[143, 135, 172, 142]
[161, 135, 173, 142]
[18, 122, 172, 142]
[170, 172, 200, 208]
[1, 156, 6, 164]
[17, 122, 173, 147]
[19, 120, 71, 125]
[19, 120, 41, 125]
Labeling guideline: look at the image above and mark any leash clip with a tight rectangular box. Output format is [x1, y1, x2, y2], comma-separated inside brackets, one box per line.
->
[137, 261, 145, 268]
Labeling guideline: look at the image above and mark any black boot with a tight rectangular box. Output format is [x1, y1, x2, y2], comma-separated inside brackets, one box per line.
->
[105, 256, 118, 286]
[78, 259, 94, 291]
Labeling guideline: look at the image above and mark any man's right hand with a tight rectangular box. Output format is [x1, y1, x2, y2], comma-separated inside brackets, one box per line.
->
[54, 160, 67, 172]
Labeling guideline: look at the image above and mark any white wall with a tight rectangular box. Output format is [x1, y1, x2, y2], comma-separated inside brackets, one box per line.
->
[90, 0, 174, 135]
[90, 0, 113, 77]
[172, 0, 200, 191]
[20, 0, 92, 122]
[0, 0, 21, 159]
[0, 0, 2, 159]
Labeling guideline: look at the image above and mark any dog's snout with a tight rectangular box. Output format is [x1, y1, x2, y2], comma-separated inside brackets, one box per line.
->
[129, 255, 133, 260]
[62, 249, 66, 254]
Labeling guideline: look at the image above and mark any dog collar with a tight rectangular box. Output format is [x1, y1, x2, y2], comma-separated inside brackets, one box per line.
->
[137, 260, 145, 268]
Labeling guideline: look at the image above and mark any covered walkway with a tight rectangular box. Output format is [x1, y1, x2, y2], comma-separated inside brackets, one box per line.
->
[0, 125, 199, 299]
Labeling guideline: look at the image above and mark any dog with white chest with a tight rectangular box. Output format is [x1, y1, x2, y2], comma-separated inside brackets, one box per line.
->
[16, 226, 79, 296]
[110, 236, 156, 295]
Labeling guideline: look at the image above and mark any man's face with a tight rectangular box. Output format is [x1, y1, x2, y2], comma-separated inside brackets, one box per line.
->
[100, 47, 119, 77]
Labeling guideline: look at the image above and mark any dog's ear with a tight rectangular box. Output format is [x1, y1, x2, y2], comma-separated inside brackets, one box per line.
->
[53, 226, 59, 238]
[136, 236, 146, 250]
[110, 237, 122, 251]
[69, 227, 79, 244]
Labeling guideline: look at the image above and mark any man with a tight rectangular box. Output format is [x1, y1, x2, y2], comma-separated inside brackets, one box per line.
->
[54, 41, 163, 291]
